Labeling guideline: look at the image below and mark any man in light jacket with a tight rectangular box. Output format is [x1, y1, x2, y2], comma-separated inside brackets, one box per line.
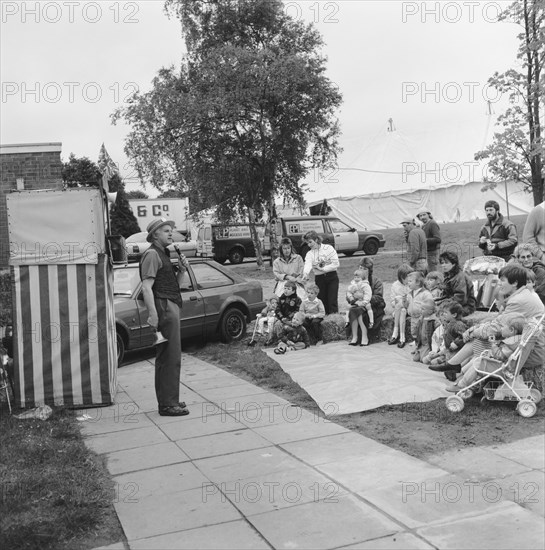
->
[401, 217, 427, 273]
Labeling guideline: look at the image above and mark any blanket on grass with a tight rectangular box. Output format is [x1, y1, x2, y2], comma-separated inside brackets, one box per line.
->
[264, 341, 448, 416]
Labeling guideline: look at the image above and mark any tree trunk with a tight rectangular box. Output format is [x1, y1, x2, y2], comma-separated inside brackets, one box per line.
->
[248, 206, 264, 268]
[268, 196, 279, 268]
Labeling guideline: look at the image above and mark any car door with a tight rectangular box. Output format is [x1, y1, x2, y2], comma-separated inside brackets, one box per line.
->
[134, 265, 205, 348]
[326, 218, 358, 253]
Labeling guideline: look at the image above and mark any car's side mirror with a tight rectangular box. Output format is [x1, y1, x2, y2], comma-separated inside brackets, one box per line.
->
[350, 227, 356, 232]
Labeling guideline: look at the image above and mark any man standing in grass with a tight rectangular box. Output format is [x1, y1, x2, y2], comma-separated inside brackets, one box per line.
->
[417, 210, 441, 273]
[478, 200, 518, 259]
[401, 217, 427, 273]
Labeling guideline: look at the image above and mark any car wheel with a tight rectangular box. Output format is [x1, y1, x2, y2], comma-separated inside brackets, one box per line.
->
[220, 308, 247, 342]
[116, 330, 125, 366]
[228, 248, 245, 264]
[343, 250, 355, 257]
[363, 239, 379, 255]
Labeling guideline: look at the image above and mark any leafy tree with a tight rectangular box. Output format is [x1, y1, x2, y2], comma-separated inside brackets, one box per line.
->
[126, 190, 149, 199]
[114, 0, 342, 265]
[158, 189, 187, 199]
[62, 155, 140, 237]
[62, 153, 101, 187]
[475, 0, 544, 204]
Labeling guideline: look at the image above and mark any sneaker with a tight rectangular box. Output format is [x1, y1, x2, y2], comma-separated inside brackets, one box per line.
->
[445, 384, 460, 393]
[159, 405, 190, 417]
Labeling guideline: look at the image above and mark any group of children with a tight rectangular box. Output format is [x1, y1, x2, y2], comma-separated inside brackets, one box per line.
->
[256, 281, 326, 353]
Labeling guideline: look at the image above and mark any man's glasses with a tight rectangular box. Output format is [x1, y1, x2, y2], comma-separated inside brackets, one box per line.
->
[519, 255, 533, 260]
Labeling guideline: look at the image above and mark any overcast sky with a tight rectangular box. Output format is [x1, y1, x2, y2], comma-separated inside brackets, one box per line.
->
[1, 1, 521, 199]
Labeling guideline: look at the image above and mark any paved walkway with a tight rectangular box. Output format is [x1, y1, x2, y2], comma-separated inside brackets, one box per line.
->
[85, 355, 545, 550]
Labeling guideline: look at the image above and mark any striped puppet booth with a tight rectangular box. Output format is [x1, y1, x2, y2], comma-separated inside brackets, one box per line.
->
[7, 188, 117, 408]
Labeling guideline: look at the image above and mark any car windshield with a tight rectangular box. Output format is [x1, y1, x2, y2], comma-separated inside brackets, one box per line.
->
[114, 268, 141, 296]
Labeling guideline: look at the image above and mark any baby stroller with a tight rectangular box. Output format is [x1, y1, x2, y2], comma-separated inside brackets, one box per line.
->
[445, 313, 545, 418]
[463, 256, 505, 311]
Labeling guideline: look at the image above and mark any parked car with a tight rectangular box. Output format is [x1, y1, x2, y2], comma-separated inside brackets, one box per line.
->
[114, 258, 264, 364]
[125, 230, 197, 262]
[266, 216, 386, 258]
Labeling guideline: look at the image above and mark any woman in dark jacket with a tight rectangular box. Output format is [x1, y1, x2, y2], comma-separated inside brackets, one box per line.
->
[438, 251, 476, 316]
[355, 257, 386, 342]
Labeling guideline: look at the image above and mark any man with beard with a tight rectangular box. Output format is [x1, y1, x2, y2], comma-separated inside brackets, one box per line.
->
[478, 200, 518, 259]
[417, 210, 441, 272]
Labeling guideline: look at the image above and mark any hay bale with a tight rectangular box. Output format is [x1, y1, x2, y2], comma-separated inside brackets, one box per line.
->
[321, 314, 347, 343]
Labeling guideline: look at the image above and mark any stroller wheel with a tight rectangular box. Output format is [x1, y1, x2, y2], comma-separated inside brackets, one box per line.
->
[445, 395, 464, 413]
[459, 388, 474, 401]
[517, 399, 537, 418]
[529, 389, 542, 404]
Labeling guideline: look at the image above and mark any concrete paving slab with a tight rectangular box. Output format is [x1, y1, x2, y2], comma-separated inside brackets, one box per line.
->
[215, 463, 349, 516]
[175, 428, 271, 460]
[113, 461, 210, 498]
[485, 435, 545, 470]
[85, 426, 169, 454]
[149, 402, 222, 425]
[426, 447, 533, 481]
[236, 405, 320, 429]
[193, 384, 270, 402]
[361, 473, 503, 529]
[104, 441, 190, 476]
[159, 411, 245, 441]
[485, 469, 545, 517]
[194, 447, 303, 483]
[253, 415, 349, 445]
[280, 432, 396, 466]
[215, 391, 290, 413]
[416, 500, 545, 549]
[187, 376, 254, 391]
[340, 532, 434, 549]
[114, 486, 241, 541]
[129, 520, 271, 550]
[79, 412, 154, 437]
[247, 493, 401, 550]
[89, 542, 127, 550]
[316, 453, 447, 494]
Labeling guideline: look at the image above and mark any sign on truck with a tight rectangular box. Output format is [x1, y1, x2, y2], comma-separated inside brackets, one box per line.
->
[128, 198, 189, 233]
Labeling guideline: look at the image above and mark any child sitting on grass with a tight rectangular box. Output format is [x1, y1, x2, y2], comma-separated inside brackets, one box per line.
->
[422, 303, 446, 365]
[445, 316, 525, 392]
[346, 269, 374, 346]
[299, 283, 325, 345]
[273, 280, 302, 340]
[275, 312, 310, 353]
[406, 271, 434, 342]
[388, 264, 414, 349]
[425, 271, 444, 302]
[413, 299, 440, 362]
[256, 296, 279, 342]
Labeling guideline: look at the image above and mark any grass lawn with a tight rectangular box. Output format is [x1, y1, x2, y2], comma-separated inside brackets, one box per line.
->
[0, 404, 125, 550]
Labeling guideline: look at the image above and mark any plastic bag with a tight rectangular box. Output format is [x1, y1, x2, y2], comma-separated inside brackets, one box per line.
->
[15, 405, 53, 420]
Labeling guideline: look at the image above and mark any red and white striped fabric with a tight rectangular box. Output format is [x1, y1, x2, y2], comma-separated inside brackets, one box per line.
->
[11, 254, 117, 408]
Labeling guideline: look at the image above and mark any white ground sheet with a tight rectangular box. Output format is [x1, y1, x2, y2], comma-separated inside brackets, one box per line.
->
[265, 341, 449, 416]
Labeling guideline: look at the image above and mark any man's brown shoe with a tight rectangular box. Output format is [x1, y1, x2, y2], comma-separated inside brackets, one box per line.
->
[159, 405, 190, 417]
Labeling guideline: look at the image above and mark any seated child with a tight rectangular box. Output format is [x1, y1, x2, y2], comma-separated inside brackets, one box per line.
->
[446, 316, 525, 392]
[388, 264, 414, 348]
[425, 271, 444, 302]
[346, 269, 373, 346]
[406, 271, 433, 341]
[412, 299, 439, 362]
[422, 319, 445, 365]
[256, 296, 279, 343]
[279, 311, 310, 351]
[428, 300, 468, 379]
[299, 283, 325, 345]
[273, 280, 302, 339]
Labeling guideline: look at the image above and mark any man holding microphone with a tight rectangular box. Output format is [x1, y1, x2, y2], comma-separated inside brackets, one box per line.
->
[140, 218, 189, 417]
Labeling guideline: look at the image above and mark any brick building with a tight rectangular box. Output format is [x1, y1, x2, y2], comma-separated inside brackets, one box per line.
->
[0, 143, 63, 267]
